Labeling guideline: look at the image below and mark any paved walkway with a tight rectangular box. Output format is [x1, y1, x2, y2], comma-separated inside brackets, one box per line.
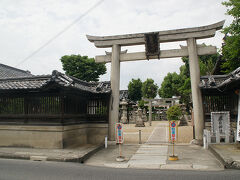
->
[128, 122, 168, 168]
[100, 122, 224, 170]
[146, 122, 169, 144]
[128, 145, 168, 169]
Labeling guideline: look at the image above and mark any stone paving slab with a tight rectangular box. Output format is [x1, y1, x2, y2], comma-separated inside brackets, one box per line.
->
[104, 163, 129, 168]
[146, 122, 169, 144]
[161, 164, 193, 170]
[127, 144, 168, 168]
[131, 154, 167, 158]
[167, 145, 224, 171]
[129, 163, 160, 169]
[129, 157, 166, 163]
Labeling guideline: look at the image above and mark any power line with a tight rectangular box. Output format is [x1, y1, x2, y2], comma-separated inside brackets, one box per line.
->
[15, 0, 104, 67]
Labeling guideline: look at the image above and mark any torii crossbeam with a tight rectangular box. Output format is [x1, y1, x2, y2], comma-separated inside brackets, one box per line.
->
[87, 20, 225, 144]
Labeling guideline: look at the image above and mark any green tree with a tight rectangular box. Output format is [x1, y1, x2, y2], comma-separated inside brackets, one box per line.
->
[138, 99, 145, 109]
[142, 78, 158, 99]
[221, 0, 240, 73]
[128, 78, 142, 101]
[182, 52, 219, 76]
[159, 53, 219, 113]
[158, 72, 183, 98]
[178, 77, 191, 110]
[60, 55, 106, 82]
[166, 105, 182, 121]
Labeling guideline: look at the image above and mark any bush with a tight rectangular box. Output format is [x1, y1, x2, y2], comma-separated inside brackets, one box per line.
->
[166, 105, 182, 121]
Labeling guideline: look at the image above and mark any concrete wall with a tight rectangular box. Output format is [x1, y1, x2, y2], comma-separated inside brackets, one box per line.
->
[0, 124, 108, 149]
[0, 125, 63, 148]
[62, 124, 88, 148]
[62, 124, 108, 148]
[87, 124, 108, 144]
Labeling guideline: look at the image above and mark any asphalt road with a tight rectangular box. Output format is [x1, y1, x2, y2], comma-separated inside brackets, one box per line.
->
[0, 159, 239, 180]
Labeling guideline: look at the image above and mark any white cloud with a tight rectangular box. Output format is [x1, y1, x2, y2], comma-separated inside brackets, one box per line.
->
[0, 0, 232, 89]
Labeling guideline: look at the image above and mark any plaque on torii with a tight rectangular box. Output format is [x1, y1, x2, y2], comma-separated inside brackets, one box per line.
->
[86, 20, 225, 144]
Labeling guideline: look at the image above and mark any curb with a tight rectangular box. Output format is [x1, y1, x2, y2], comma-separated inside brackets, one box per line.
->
[0, 153, 30, 161]
[80, 144, 104, 163]
[208, 145, 225, 167]
[0, 145, 104, 164]
[209, 145, 240, 170]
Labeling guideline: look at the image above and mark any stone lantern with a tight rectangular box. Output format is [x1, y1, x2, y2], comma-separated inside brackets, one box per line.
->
[120, 99, 128, 124]
[142, 108, 147, 122]
[135, 107, 145, 127]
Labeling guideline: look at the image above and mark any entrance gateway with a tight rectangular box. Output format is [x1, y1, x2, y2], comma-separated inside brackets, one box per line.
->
[87, 20, 225, 144]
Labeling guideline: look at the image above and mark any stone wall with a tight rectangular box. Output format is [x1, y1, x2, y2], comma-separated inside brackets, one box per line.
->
[0, 124, 108, 149]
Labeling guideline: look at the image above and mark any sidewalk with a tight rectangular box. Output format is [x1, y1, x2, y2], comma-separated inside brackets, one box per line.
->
[209, 144, 240, 169]
[0, 144, 102, 163]
[85, 144, 224, 170]
[0, 121, 239, 171]
[84, 122, 224, 171]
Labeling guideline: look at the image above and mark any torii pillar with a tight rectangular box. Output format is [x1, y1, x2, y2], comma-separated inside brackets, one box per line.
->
[109, 44, 121, 140]
[86, 20, 225, 144]
[187, 38, 204, 143]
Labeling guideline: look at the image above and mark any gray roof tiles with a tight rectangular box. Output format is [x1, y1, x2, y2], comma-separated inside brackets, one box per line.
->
[0, 70, 111, 94]
[199, 67, 240, 91]
[0, 63, 33, 79]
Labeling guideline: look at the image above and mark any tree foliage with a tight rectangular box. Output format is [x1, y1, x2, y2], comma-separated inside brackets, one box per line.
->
[182, 51, 219, 76]
[128, 78, 143, 102]
[221, 0, 240, 73]
[138, 99, 145, 109]
[159, 53, 219, 113]
[166, 105, 182, 121]
[60, 55, 106, 82]
[142, 78, 158, 99]
[158, 72, 182, 98]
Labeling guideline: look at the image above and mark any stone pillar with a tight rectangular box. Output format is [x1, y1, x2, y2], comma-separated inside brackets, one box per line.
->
[187, 38, 204, 144]
[120, 99, 128, 124]
[135, 108, 145, 127]
[142, 108, 147, 122]
[149, 101, 152, 126]
[109, 44, 121, 141]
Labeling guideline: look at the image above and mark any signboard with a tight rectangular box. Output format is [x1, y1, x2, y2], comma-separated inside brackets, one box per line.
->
[237, 93, 240, 141]
[169, 121, 177, 142]
[116, 123, 123, 144]
[237, 118, 240, 141]
[211, 112, 230, 136]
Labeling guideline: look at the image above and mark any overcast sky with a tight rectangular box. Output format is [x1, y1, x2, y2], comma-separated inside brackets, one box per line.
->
[0, 0, 232, 89]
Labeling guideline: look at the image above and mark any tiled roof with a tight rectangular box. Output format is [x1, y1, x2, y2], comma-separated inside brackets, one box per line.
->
[0, 70, 111, 94]
[120, 90, 128, 100]
[0, 63, 33, 79]
[199, 67, 240, 91]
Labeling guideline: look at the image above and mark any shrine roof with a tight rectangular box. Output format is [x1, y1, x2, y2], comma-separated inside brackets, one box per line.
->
[0, 70, 111, 94]
[0, 63, 33, 79]
[199, 67, 240, 92]
[120, 90, 128, 100]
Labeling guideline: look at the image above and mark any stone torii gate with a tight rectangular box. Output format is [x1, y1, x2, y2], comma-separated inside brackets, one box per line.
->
[87, 20, 225, 144]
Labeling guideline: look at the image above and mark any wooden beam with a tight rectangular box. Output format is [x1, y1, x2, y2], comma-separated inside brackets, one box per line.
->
[95, 46, 217, 63]
[92, 29, 217, 48]
[86, 20, 225, 48]
[87, 20, 224, 42]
